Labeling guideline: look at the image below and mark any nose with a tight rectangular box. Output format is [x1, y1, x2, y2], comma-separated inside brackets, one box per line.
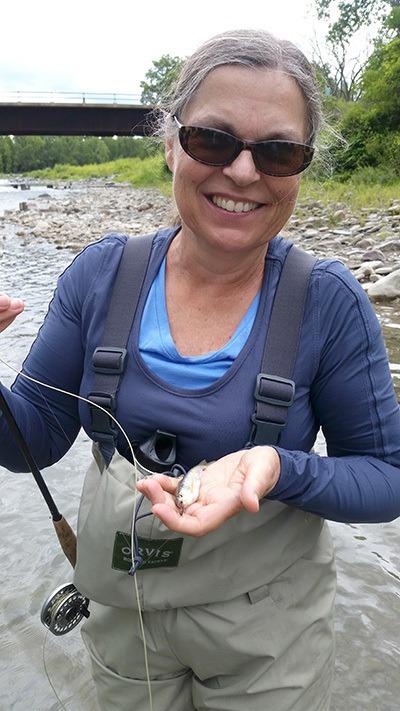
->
[222, 148, 261, 185]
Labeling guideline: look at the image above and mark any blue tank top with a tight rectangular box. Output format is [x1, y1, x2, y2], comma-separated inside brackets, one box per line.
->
[138, 256, 260, 389]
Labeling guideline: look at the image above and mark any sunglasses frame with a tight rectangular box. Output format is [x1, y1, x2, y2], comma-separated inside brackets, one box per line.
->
[173, 116, 314, 177]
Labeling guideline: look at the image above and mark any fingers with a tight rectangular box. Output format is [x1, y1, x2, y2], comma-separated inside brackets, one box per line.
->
[136, 477, 171, 506]
[151, 503, 203, 535]
[0, 293, 24, 333]
[152, 500, 237, 537]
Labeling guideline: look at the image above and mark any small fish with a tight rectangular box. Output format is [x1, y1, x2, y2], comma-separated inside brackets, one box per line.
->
[175, 460, 207, 515]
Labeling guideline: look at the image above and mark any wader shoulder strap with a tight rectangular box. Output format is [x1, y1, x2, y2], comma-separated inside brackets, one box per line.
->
[89, 235, 317, 460]
[89, 234, 154, 459]
[250, 245, 317, 446]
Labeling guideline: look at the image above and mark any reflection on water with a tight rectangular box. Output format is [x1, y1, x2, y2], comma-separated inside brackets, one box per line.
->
[1, 211, 400, 710]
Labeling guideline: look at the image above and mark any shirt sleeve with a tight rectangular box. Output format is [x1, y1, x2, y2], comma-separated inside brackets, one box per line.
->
[0, 235, 123, 472]
[267, 260, 400, 523]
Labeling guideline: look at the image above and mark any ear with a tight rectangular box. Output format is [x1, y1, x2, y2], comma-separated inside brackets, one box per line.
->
[165, 137, 175, 173]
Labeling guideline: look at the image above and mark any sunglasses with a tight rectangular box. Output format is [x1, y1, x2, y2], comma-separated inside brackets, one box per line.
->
[173, 116, 314, 177]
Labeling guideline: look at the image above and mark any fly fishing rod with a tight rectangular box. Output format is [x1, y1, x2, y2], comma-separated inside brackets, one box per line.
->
[0, 388, 89, 634]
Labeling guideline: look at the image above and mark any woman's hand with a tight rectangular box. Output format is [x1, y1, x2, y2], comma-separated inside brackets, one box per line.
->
[0, 293, 24, 333]
[136, 446, 281, 536]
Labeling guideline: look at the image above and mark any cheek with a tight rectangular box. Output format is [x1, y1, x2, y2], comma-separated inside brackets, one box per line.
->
[270, 178, 300, 207]
[173, 155, 216, 193]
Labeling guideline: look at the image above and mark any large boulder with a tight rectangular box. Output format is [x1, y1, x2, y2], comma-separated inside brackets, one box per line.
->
[366, 269, 400, 301]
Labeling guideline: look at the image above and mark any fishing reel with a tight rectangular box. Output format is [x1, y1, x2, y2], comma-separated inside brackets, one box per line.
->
[41, 583, 90, 636]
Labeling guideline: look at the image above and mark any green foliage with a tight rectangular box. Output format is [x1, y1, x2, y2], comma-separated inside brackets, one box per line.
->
[0, 135, 156, 176]
[312, 0, 398, 100]
[360, 37, 400, 127]
[0, 137, 14, 173]
[140, 54, 185, 105]
[13, 136, 46, 171]
[385, 5, 400, 34]
[315, 0, 388, 43]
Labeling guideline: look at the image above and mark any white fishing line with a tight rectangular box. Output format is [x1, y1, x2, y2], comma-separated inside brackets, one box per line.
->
[42, 627, 68, 711]
[0, 355, 154, 711]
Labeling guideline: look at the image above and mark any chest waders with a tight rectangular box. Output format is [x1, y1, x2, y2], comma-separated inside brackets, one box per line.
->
[76, 236, 336, 711]
[35, 234, 336, 711]
[70, 234, 328, 611]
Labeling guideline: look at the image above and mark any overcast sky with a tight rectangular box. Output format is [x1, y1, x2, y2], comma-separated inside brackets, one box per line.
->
[1, 0, 322, 99]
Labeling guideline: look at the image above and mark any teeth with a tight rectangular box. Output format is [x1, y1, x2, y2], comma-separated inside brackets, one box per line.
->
[211, 195, 259, 213]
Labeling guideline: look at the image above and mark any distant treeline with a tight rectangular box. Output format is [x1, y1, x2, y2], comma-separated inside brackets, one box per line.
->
[0, 135, 158, 174]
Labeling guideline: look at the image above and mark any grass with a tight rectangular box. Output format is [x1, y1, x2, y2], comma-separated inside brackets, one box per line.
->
[299, 177, 400, 212]
[28, 154, 173, 195]
[28, 156, 400, 211]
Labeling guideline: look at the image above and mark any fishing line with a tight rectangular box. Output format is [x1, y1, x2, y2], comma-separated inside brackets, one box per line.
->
[0, 354, 154, 711]
[35, 383, 74, 449]
[42, 627, 68, 711]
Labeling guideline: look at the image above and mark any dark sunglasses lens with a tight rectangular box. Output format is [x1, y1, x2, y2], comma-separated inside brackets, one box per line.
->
[180, 126, 237, 165]
[256, 141, 313, 176]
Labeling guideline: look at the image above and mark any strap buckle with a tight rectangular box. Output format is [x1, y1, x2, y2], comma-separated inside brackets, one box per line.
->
[250, 373, 296, 446]
[92, 347, 127, 375]
[249, 415, 285, 446]
[88, 392, 118, 443]
[254, 373, 295, 407]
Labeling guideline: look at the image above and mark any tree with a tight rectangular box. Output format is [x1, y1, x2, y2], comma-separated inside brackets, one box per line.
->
[13, 136, 46, 171]
[0, 137, 14, 174]
[312, 36, 364, 100]
[325, 27, 400, 177]
[312, 0, 400, 100]
[315, 1, 391, 42]
[361, 36, 400, 127]
[385, 4, 400, 35]
[140, 54, 185, 105]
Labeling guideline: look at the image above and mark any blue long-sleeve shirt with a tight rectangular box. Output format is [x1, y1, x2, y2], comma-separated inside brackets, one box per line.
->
[1, 229, 400, 523]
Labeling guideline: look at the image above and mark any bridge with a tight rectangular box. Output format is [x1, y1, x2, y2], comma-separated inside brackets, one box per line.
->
[0, 92, 154, 136]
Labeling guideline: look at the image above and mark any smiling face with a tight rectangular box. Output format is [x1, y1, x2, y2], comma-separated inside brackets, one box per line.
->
[165, 65, 309, 256]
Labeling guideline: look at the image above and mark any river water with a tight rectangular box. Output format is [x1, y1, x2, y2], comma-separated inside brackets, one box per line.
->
[0, 182, 399, 710]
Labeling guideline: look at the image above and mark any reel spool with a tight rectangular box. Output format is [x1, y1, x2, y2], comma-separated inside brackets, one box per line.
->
[41, 583, 90, 636]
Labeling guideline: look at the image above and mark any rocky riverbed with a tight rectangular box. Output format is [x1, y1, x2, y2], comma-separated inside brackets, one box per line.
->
[1, 178, 400, 301]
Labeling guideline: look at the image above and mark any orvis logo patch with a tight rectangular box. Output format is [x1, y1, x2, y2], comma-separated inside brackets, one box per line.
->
[112, 531, 183, 571]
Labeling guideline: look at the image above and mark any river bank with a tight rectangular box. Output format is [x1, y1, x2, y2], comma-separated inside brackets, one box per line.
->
[2, 177, 400, 301]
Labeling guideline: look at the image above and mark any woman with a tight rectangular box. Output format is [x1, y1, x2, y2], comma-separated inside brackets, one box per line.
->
[1, 29, 400, 711]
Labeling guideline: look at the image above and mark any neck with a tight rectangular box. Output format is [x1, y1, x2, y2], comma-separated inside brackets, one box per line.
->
[167, 227, 268, 293]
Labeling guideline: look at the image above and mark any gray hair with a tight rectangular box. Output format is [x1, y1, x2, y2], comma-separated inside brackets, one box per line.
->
[157, 29, 323, 146]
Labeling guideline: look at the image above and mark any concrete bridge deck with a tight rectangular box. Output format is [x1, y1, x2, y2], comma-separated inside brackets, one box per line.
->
[0, 92, 154, 136]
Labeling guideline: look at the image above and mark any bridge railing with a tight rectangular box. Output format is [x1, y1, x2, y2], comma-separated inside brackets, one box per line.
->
[0, 91, 144, 105]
